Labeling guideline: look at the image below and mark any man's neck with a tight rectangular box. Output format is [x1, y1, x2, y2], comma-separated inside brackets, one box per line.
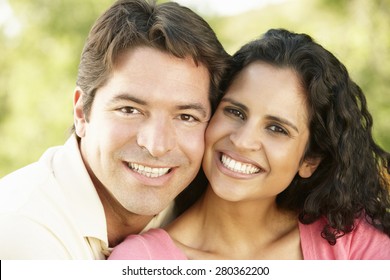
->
[106, 211, 154, 247]
[92, 179, 155, 247]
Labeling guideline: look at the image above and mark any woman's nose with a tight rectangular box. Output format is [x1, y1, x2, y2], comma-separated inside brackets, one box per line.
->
[229, 124, 262, 151]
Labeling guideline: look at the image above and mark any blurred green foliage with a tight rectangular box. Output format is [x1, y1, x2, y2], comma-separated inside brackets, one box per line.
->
[1, 0, 389, 177]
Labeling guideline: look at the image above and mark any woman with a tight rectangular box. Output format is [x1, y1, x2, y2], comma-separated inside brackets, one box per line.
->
[109, 29, 390, 259]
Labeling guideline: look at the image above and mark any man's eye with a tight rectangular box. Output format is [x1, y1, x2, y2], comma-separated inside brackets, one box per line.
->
[119, 107, 141, 114]
[179, 114, 198, 122]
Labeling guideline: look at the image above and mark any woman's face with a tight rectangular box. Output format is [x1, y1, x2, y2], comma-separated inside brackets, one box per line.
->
[203, 62, 315, 202]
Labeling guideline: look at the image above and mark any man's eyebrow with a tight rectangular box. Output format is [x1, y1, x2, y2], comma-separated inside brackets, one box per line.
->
[110, 93, 147, 105]
[266, 115, 299, 133]
[109, 93, 209, 118]
[177, 104, 209, 118]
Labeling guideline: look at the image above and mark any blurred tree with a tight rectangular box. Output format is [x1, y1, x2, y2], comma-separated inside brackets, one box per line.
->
[314, 0, 390, 150]
[0, 0, 112, 176]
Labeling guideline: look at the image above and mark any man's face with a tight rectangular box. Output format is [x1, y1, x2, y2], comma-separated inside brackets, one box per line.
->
[74, 47, 211, 215]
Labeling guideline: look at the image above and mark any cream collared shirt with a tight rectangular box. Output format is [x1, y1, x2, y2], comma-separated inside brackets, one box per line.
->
[0, 135, 175, 259]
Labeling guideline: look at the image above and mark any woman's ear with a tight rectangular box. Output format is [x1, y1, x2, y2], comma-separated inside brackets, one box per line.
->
[73, 87, 87, 138]
[298, 157, 321, 178]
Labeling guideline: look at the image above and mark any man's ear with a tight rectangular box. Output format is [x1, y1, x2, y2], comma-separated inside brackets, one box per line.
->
[73, 87, 87, 138]
[298, 157, 321, 178]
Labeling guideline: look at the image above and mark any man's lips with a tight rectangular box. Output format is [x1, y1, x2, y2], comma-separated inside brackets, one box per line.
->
[128, 162, 172, 178]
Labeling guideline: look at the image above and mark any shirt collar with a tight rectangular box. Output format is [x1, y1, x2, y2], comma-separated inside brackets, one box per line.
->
[49, 135, 109, 245]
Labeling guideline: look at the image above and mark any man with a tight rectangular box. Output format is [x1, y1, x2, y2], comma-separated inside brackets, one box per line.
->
[0, 0, 230, 259]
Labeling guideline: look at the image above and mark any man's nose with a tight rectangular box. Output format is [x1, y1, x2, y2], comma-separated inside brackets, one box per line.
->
[136, 117, 176, 158]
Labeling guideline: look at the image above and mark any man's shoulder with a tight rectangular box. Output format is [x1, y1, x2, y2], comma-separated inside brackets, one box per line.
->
[0, 162, 49, 205]
[1, 160, 48, 180]
[0, 144, 65, 212]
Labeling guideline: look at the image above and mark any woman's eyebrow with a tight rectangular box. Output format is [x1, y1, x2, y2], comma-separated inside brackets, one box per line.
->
[220, 97, 248, 112]
[222, 97, 299, 133]
[266, 115, 299, 133]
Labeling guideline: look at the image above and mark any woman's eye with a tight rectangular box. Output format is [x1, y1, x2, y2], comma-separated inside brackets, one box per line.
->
[268, 125, 288, 135]
[224, 108, 245, 120]
[119, 107, 141, 115]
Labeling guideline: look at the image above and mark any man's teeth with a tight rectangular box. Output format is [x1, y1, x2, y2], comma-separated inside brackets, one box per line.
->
[221, 154, 260, 174]
[129, 163, 170, 178]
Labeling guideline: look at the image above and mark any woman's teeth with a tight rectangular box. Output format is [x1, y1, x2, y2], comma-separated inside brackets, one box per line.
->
[221, 154, 260, 174]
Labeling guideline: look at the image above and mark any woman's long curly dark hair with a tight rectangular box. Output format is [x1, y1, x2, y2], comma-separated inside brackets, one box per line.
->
[220, 28, 390, 245]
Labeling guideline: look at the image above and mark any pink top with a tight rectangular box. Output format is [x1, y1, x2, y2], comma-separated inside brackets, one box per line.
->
[108, 217, 390, 260]
[109, 228, 187, 260]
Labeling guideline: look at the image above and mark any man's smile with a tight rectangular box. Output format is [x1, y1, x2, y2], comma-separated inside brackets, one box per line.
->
[128, 162, 172, 178]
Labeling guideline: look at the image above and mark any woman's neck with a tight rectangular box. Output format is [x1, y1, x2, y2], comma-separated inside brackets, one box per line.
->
[167, 186, 301, 259]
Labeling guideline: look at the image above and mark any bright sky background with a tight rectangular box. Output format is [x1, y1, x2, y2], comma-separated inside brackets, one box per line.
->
[0, 0, 21, 37]
[175, 0, 286, 16]
[0, 0, 286, 38]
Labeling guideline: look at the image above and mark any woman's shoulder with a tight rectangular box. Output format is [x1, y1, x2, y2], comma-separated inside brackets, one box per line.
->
[108, 228, 187, 260]
[299, 216, 390, 259]
[348, 216, 390, 259]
